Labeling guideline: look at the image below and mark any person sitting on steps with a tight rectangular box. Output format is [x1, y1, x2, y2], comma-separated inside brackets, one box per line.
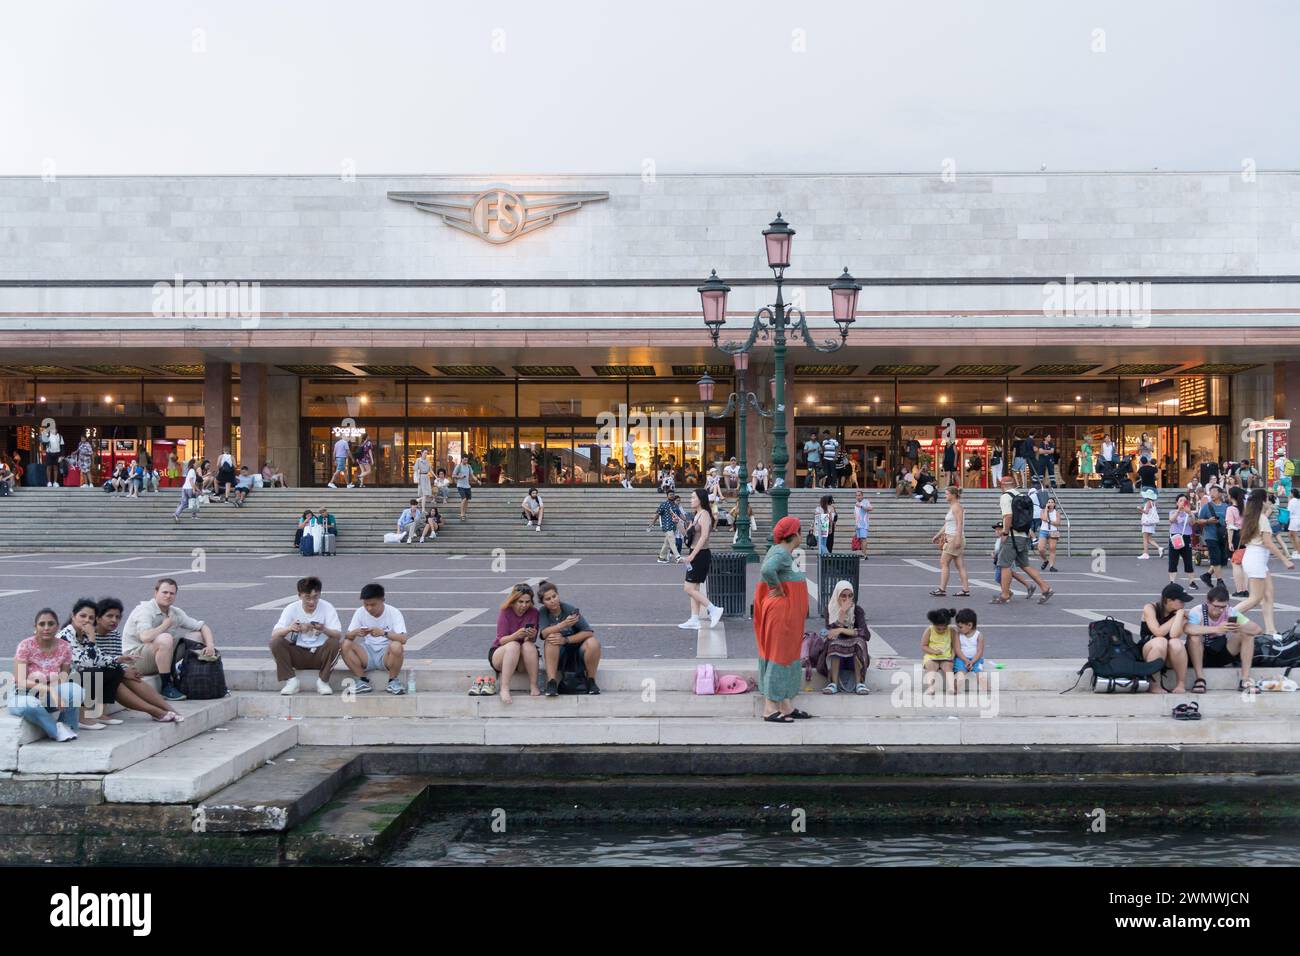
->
[1181, 584, 1264, 695]
[120, 577, 220, 702]
[340, 582, 407, 695]
[536, 580, 601, 696]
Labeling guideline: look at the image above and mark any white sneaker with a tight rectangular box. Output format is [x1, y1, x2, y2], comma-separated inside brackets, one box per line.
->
[677, 616, 701, 629]
[708, 603, 724, 626]
[55, 722, 77, 742]
[316, 678, 333, 695]
[279, 676, 300, 696]
[347, 483, 355, 489]
[535, 524, 541, 532]
[327, 482, 337, 489]
[1137, 553, 1150, 560]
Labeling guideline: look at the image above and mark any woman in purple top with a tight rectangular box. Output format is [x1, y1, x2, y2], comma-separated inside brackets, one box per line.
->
[491, 583, 541, 704]
[1167, 493, 1199, 593]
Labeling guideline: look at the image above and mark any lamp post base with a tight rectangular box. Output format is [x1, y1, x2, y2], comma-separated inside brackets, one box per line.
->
[770, 483, 790, 526]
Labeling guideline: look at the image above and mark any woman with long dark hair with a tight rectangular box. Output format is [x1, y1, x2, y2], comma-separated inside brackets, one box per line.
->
[678, 489, 723, 629]
[1235, 488, 1296, 636]
[1226, 485, 1247, 597]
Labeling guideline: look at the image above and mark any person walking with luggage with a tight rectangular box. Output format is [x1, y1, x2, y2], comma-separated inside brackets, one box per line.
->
[931, 486, 971, 597]
[1167, 493, 1200, 593]
[753, 516, 812, 722]
[1234, 488, 1296, 637]
[991, 474, 1054, 605]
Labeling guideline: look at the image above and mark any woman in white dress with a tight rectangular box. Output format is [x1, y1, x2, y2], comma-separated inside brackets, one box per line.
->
[414, 450, 432, 509]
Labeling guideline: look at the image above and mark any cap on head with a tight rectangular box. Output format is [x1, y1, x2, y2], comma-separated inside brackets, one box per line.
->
[1161, 582, 1193, 604]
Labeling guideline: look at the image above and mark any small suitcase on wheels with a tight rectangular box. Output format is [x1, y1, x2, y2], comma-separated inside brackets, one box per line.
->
[299, 534, 315, 557]
[321, 532, 336, 556]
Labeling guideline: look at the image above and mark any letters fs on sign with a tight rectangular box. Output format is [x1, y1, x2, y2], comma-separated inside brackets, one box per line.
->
[388, 187, 609, 244]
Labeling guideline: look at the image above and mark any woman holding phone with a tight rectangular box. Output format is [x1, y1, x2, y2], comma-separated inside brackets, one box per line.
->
[490, 583, 542, 704]
[537, 580, 601, 696]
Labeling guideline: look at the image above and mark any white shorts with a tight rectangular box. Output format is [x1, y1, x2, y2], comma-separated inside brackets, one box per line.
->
[1243, 544, 1271, 580]
[1141, 522, 1157, 534]
[1289, 515, 1300, 532]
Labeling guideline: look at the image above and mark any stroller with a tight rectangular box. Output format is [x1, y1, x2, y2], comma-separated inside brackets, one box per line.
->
[1098, 459, 1117, 490]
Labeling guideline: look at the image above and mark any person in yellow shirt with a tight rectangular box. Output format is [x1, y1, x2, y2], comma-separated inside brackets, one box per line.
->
[921, 607, 956, 695]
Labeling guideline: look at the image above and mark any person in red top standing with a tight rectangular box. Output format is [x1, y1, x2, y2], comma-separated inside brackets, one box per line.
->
[753, 517, 812, 723]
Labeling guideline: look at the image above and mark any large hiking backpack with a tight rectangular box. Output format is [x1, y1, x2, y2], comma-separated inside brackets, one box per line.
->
[1252, 622, 1300, 676]
[1064, 617, 1164, 693]
[1009, 492, 1035, 534]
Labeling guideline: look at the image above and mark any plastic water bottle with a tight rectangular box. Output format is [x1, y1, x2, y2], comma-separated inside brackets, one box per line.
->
[406, 668, 415, 694]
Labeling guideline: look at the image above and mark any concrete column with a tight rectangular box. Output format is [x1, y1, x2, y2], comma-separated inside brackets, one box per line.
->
[1231, 368, 1273, 460]
[1275, 362, 1300, 458]
[266, 370, 301, 486]
[203, 360, 232, 462]
[238, 363, 268, 471]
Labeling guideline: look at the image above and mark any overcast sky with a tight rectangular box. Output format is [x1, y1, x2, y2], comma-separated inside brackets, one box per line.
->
[2, 0, 1296, 176]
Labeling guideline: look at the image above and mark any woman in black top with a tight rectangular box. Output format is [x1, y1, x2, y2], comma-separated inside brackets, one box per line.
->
[1138, 583, 1191, 694]
[1137, 457, 1160, 491]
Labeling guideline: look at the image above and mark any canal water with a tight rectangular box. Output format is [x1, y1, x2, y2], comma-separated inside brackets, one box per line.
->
[388, 823, 1300, 867]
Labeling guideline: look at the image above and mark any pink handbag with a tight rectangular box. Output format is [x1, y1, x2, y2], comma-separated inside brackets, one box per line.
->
[693, 664, 717, 695]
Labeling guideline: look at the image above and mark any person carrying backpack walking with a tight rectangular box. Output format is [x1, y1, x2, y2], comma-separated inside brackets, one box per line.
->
[991, 474, 1054, 605]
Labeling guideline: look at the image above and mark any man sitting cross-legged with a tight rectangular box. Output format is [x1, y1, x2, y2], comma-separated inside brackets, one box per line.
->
[269, 575, 343, 696]
[340, 582, 408, 695]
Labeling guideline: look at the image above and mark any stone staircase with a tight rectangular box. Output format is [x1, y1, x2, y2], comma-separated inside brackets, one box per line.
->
[0, 485, 1186, 555]
[4, 658, 1299, 810]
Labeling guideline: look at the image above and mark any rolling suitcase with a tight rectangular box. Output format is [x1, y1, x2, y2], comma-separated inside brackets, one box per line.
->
[321, 532, 336, 556]
[299, 534, 315, 557]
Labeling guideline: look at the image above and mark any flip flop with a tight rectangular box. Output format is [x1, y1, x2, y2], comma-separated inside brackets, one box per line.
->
[763, 712, 795, 723]
[1172, 702, 1202, 720]
[929, 589, 947, 596]
[954, 590, 971, 597]
[787, 709, 813, 720]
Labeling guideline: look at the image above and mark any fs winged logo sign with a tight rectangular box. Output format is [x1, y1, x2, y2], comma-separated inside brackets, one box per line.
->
[387, 186, 609, 244]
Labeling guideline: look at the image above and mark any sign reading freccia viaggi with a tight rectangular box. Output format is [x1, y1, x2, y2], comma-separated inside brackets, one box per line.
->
[388, 187, 608, 244]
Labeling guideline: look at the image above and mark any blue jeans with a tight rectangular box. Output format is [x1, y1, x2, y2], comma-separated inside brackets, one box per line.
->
[173, 487, 194, 518]
[817, 535, 829, 556]
[8, 683, 84, 738]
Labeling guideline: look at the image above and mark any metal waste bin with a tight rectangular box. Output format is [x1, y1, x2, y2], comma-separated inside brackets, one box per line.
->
[818, 553, 862, 614]
[708, 551, 749, 618]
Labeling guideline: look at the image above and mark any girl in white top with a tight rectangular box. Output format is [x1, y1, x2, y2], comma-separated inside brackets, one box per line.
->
[1234, 488, 1297, 636]
[705, 468, 721, 504]
[1138, 497, 1163, 560]
[1037, 498, 1061, 572]
[853, 490, 872, 558]
[1287, 491, 1300, 558]
[751, 462, 768, 494]
[520, 487, 544, 531]
[172, 460, 200, 522]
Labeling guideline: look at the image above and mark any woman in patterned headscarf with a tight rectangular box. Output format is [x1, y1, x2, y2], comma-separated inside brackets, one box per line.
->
[753, 516, 812, 723]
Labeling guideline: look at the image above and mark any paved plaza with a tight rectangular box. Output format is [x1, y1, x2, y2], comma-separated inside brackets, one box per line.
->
[3, 546, 1297, 663]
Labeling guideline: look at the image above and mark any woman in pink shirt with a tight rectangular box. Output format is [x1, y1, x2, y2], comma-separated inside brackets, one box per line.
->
[489, 584, 542, 704]
[9, 608, 84, 741]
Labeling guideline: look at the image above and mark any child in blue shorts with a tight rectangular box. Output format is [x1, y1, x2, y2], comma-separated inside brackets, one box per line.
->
[953, 608, 988, 691]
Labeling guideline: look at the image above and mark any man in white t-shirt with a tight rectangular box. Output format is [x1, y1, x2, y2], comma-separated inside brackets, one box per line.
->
[340, 582, 408, 694]
[172, 460, 200, 521]
[269, 576, 343, 695]
[993, 474, 1054, 604]
[328, 437, 353, 489]
[1100, 435, 1115, 465]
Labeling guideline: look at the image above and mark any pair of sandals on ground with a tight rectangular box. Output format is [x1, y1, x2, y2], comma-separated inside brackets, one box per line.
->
[763, 708, 813, 724]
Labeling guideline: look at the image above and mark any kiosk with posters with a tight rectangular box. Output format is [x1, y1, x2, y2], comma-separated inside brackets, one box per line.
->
[917, 425, 991, 488]
[1246, 419, 1290, 491]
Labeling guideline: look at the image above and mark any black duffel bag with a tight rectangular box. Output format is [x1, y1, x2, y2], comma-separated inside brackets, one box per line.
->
[175, 641, 228, 700]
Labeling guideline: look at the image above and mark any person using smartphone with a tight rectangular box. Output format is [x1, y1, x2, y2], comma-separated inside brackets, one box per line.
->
[536, 580, 601, 697]
[269, 576, 344, 696]
[490, 583, 541, 704]
[1181, 584, 1264, 694]
[341, 582, 408, 695]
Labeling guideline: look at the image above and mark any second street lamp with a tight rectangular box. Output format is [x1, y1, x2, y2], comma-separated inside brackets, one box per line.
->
[698, 213, 861, 529]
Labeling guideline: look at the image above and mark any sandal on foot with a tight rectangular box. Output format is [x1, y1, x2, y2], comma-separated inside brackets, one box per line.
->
[1191, 678, 1207, 694]
[1025, 584, 1037, 600]
[153, 711, 178, 722]
[1172, 702, 1202, 720]
[787, 709, 813, 720]
[954, 590, 971, 597]
[821, 683, 839, 695]
[763, 712, 795, 723]
[988, 596, 1012, 605]
[929, 589, 947, 596]
[1036, 589, 1055, 604]
[1239, 679, 1258, 695]
[854, 683, 870, 695]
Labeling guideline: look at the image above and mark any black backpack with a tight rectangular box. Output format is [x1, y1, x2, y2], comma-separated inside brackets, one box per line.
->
[1252, 621, 1300, 675]
[1009, 492, 1035, 534]
[1065, 617, 1164, 692]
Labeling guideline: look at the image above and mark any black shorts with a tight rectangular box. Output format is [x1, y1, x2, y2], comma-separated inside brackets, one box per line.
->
[1206, 538, 1227, 568]
[457, 486, 471, 500]
[685, 548, 712, 584]
[80, 667, 123, 706]
[1201, 634, 1240, 669]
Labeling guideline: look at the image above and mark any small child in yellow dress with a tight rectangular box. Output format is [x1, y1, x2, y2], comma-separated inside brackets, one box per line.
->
[920, 606, 956, 695]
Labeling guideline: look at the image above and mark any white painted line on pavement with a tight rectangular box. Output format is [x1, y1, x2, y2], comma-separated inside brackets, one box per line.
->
[406, 608, 489, 649]
[247, 594, 299, 611]
[902, 558, 1000, 590]
[1061, 609, 1110, 622]
[500, 577, 544, 594]
[135, 569, 201, 578]
[447, 554, 467, 560]
[551, 558, 582, 572]
[55, 556, 149, 569]
[377, 568, 421, 580]
[0, 589, 37, 599]
[0, 553, 45, 561]
[1083, 573, 1136, 583]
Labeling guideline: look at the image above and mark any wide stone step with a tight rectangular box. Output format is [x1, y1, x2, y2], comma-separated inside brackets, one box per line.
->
[16, 697, 236, 774]
[287, 714, 1300, 746]
[215, 657, 1298, 695]
[231, 688, 1300, 720]
[102, 718, 298, 803]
